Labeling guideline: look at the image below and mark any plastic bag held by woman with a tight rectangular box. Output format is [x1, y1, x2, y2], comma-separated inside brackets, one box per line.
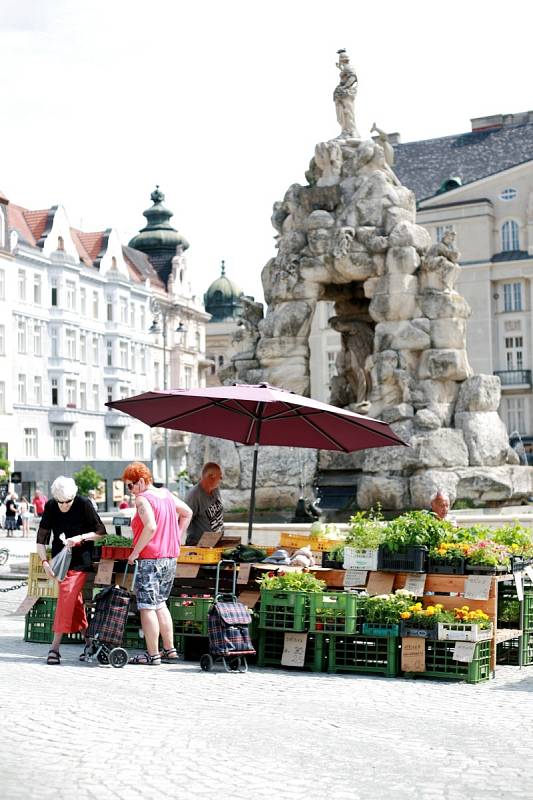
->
[50, 534, 72, 581]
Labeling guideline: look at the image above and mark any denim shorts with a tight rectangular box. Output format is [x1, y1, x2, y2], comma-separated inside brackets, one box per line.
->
[135, 558, 176, 610]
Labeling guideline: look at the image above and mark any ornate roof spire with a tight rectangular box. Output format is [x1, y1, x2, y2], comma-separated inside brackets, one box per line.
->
[221, 259, 226, 276]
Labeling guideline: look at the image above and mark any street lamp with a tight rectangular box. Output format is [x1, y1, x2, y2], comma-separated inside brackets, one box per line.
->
[149, 299, 187, 486]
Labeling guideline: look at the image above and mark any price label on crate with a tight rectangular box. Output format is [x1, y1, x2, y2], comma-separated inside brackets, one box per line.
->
[464, 575, 492, 601]
[95, 559, 115, 585]
[452, 641, 476, 663]
[237, 563, 252, 585]
[13, 595, 39, 616]
[343, 568, 367, 588]
[281, 632, 307, 667]
[514, 571, 524, 602]
[403, 574, 426, 597]
[367, 571, 394, 596]
[401, 637, 425, 672]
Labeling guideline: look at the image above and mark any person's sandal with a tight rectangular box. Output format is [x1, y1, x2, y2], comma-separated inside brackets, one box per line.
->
[160, 647, 179, 662]
[128, 651, 162, 665]
[47, 650, 61, 665]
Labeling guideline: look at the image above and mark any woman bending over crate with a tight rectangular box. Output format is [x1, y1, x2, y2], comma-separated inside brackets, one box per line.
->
[123, 462, 192, 665]
[36, 476, 107, 665]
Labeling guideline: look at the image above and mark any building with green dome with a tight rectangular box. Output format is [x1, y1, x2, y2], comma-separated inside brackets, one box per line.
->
[204, 259, 244, 321]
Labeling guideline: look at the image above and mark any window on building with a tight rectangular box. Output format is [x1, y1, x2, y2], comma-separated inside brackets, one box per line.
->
[17, 373, 26, 404]
[154, 361, 160, 388]
[130, 342, 135, 371]
[106, 296, 113, 322]
[503, 282, 522, 312]
[505, 336, 524, 371]
[34, 376, 42, 405]
[0, 324, 5, 356]
[119, 340, 128, 368]
[502, 220, 520, 252]
[435, 224, 455, 242]
[66, 280, 76, 310]
[500, 188, 517, 201]
[51, 327, 59, 357]
[18, 269, 26, 300]
[507, 397, 526, 435]
[24, 428, 38, 458]
[109, 431, 122, 458]
[326, 351, 337, 381]
[107, 385, 113, 404]
[140, 346, 146, 374]
[66, 329, 76, 359]
[134, 434, 143, 459]
[92, 335, 99, 365]
[130, 302, 135, 328]
[51, 278, 58, 307]
[34, 274, 41, 305]
[51, 377, 59, 406]
[218, 355, 224, 367]
[80, 333, 87, 363]
[80, 382, 87, 409]
[85, 431, 96, 459]
[184, 366, 193, 389]
[93, 291, 99, 318]
[0, 382, 5, 413]
[80, 287, 86, 316]
[0, 269, 4, 300]
[195, 331, 201, 351]
[140, 305, 145, 331]
[17, 319, 26, 354]
[66, 379, 76, 407]
[120, 297, 128, 324]
[207, 354, 216, 375]
[34, 323, 42, 356]
[53, 428, 70, 458]
[106, 340, 113, 367]
[119, 385, 128, 399]
[92, 384, 99, 409]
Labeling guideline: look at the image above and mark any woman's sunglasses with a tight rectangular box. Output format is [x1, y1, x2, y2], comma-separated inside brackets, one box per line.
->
[126, 481, 139, 491]
[57, 498, 75, 505]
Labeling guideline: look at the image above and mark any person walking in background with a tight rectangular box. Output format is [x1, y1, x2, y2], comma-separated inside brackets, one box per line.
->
[19, 496, 32, 538]
[88, 490, 98, 511]
[122, 461, 192, 665]
[36, 476, 106, 665]
[185, 462, 224, 545]
[32, 489, 48, 518]
[4, 492, 18, 537]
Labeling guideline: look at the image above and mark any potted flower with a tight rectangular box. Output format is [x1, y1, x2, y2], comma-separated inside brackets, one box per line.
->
[498, 597, 520, 629]
[399, 602, 451, 638]
[361, 589, 414, 637]
[379, 511, 455, 572]
[436, 606, 493, 642]
[465, 540, 510, 574]
[341, 508, 385, 571]
[492, 523, 533, 572]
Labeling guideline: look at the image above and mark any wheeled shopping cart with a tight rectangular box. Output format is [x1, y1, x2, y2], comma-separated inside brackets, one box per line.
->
[200, 560, 256, 673]
[81, 563, 137, 668]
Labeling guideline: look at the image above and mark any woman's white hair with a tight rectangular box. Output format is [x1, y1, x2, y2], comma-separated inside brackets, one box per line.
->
[51, 476, 78, 502]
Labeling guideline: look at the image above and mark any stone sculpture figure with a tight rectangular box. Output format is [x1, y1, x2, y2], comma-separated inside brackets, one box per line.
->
[334, 49, 359, 139]
[315, 141, 343, 186]
[370, 122, 395, 167]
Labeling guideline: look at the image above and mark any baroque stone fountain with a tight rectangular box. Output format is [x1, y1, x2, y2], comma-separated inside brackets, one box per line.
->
[192, 50, 532, 510]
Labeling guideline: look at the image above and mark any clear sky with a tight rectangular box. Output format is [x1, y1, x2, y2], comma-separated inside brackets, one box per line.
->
[1, 0, 532, 304]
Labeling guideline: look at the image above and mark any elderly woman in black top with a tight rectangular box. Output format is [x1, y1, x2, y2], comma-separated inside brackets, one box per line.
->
[36, 476, 106, 665]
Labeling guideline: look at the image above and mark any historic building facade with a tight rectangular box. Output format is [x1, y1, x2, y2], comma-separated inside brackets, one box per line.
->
[394, 111, 533, 450]
[0, 187, 209, 504]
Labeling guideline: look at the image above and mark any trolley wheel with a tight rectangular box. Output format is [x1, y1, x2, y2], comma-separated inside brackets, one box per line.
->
[109, 647, 128, 669]
[200, 654, 214, 672]
[227, 656, 241, 672]
[238, 657, 248, 673]
[0, 548, 9, 567]
[96, 648, 109, 665]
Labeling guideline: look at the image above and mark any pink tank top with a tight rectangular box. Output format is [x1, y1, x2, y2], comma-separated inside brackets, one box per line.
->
[131, 488, 180, 559]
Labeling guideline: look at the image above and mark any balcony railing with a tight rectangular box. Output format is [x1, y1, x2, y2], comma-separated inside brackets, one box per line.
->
[494, 369, 532, 387]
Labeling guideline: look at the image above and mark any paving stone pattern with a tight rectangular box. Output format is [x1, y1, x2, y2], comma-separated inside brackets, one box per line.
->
[1, 580, 531, 800]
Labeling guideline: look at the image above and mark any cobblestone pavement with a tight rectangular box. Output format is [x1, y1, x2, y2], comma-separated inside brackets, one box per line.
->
[1, 581, 532, 800]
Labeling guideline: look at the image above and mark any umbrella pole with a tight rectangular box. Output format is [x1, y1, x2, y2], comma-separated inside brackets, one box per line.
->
[247, 405, 264, 544]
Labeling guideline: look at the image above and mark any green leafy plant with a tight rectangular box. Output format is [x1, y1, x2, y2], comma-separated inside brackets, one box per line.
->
[258, 571, 326, 593]
[94, 535, 133, 548]
[0, 446, 9, 476]
[327, 507, 384, 563]
[492, 523, 533, 557]
[498, 597, 520, 626]
[73, 465, 104, 496]
[381, 511, 455, 553]
[466, 540, 510, 568]
[362, 590, 414, 624]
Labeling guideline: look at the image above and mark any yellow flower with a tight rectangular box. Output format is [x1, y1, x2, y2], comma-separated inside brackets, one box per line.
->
[400, 611, 411, 619]
[425, 607, 435, 616]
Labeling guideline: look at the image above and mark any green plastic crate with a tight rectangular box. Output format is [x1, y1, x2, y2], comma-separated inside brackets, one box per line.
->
[328, 634, 399, 677]
[524, 594, 533, 631]
[169, 597, 212, 636]
[410, 639, 491, 684]
[496, 634, 533, 666]
[362, 623, 400, 638]
[258, 589, 309, 631]
[24, 616, 54, 643]
[309, 592, 362, 634]
[24, 599, 91, 644]
[257, 629, 325, 672]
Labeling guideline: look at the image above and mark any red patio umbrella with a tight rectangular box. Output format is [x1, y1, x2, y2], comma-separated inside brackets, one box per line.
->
[107, 383, 407, 541]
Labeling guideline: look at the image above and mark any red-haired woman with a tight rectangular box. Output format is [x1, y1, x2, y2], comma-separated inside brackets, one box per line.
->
[122, 462, 192, 665]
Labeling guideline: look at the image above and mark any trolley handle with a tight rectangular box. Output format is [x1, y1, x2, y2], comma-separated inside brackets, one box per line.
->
[215, 559, 237, 597]
[119, 559, 138, 591]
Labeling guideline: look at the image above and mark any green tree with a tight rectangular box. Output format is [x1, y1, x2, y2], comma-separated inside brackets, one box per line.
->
[73, 465, 103, 496]
[0, 447, 9, 478]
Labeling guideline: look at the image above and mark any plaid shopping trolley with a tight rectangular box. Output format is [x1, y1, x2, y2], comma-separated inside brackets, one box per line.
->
[82, 563, 137, 668]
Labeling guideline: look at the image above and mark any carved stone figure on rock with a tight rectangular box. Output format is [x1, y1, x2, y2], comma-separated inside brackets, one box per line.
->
[333, 49, 359, 139]
[315, 141, 343, 187]
[421, 230, 461, 293]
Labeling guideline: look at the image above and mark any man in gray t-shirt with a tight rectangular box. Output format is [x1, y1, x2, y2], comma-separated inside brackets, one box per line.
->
[185, 462, 224, 545]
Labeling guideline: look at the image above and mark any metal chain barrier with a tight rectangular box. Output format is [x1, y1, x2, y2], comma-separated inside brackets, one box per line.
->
[0, 581, 28, 592]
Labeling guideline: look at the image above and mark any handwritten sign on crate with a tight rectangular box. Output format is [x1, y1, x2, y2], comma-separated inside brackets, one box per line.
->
[95, 559, 115, 585]
[343, 568, 367, 588]
[281, 632, 308, 667]
[452, 641, 476, 663]
[367, 571, 394, 596]
[401, 636, 426, 673]
[464, 575, 492, 601]
[403, 574, 427, 597]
